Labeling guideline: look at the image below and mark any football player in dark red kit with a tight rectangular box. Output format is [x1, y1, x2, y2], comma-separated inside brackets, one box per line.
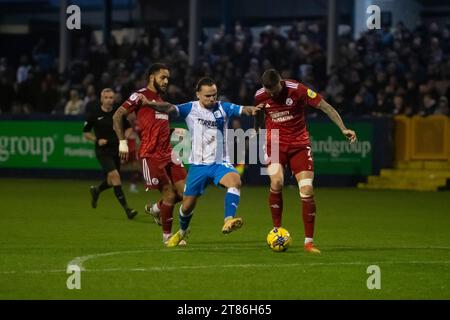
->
[254, 69, 357, 254]
[113, 63, 187, 244]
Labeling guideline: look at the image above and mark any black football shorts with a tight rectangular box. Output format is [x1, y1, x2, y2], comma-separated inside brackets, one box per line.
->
[96, 148, 120, 174]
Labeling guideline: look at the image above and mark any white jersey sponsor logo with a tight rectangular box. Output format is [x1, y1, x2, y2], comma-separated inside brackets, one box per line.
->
[155, 112, 168, 120]
[269, 110, 294, 123]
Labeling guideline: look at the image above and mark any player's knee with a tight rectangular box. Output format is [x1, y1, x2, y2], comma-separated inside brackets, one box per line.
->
[162, 190, 177, 205]
[271, 178, 284, 191]
[300, 186, 314, 198]
[222, 173, 241, 188]
[230, 176, 241, 189]
[175, 191, 183, 203]
[298, 179, 314, 198]
[164, 194, 177, 205]
[108, 171, 121, 185]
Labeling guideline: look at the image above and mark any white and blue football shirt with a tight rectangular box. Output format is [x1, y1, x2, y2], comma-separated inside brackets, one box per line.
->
[175, 101, 243, 165]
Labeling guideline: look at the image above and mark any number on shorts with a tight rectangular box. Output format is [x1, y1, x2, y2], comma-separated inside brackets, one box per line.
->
[222, 163, 234, 169]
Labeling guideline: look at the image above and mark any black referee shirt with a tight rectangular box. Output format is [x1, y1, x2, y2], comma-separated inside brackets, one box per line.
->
[83, 104, 130, 150]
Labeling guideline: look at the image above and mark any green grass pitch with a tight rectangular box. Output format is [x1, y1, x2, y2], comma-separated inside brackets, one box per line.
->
[1, 178, 449, 299]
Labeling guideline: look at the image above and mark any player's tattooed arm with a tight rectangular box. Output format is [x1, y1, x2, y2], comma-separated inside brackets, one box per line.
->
[317, 99, 357, 143]
[113, 106, 130, 160]
[137, 94, 178, 115]
[113, 106, 128, 140]
[124, 128, 134, 139]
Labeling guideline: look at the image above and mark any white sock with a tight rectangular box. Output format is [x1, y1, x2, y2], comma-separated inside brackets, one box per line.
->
[163, 233, 172, 242]
[152, 202, 161, 213]
[305, 237, 313, 244]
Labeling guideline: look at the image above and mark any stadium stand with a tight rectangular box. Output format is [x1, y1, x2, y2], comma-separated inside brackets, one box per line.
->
[0, 20, 449, 118]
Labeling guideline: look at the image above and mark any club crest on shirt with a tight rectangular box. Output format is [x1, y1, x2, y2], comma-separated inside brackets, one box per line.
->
[307, 89, 317, 99]
[213, 110, 222, 118]
[286, 98, 294, 106]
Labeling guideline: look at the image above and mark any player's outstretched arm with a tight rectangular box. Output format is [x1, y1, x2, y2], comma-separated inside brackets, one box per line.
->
[137, 94, 178, 115]
[317, 99, 357, 143]
[253, 106, 265, 133]
[241, 103, 265, 116]
[124, 127, 134, 139]
[113, 106, 130, 160]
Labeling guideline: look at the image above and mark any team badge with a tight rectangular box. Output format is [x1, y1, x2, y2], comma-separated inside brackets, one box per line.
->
[286, 98, 293, 106]
[129, 93, 138, 101]
[214, 110, 222, 118]
[307, 89, 317, 99]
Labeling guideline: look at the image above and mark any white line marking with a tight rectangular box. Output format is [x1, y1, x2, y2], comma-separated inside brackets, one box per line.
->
[2, 260, 450, 275]
[82, 260, 450, 273]
[67, 250, 147, 271]
[1, 245, 449, 275]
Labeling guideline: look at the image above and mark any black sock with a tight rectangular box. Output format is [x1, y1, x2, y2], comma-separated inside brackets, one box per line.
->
[97, 180, 111, 193]
[113, 185, 129, 210]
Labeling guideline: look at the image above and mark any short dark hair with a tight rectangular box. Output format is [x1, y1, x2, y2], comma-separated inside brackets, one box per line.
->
[196, 77, 216, 92]
[261, 69, 281, 89]
[101, 88, 114, 95]
[147, 63, 169, 77]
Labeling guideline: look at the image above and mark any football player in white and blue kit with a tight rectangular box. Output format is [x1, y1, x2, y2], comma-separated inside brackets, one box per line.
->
[136, 77, 262, 247]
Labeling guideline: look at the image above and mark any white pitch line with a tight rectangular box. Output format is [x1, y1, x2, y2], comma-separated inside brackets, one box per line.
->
[67, 250, 149, 271]
[66, 247, 267, 271]
[81, 260, 450, 273]
[67, 245, 450, 270]
[2, 260, 450, 275]
[2, 245, 450, 275]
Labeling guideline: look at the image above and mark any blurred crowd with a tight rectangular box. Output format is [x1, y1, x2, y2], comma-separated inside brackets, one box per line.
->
[0, 19, 449, 117]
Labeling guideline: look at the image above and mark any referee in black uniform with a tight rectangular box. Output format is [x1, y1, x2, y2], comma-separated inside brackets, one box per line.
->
[83, 88, 137, 219]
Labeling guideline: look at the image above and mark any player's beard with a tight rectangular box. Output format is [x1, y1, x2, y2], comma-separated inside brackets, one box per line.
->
[204, 99, 217, 108]
[154, 80, 167, 94]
